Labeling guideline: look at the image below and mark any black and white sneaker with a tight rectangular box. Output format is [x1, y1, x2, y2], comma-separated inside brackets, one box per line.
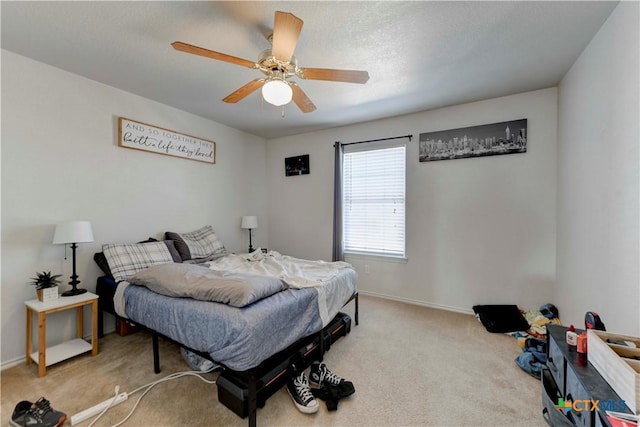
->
[309, 362, 355, 397]
[286, 372, 319, 414]
[10, 397, 66, 427]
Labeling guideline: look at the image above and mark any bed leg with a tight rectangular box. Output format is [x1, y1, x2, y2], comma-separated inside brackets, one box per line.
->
[248, 373, 257, 427]
[152, 332, 160, 374]
[355, 293, 359, 326]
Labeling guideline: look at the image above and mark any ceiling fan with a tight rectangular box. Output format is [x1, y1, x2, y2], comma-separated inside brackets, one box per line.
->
[171, 11, 370, 113]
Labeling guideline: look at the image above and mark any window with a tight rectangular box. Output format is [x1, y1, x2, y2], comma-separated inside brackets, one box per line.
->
[342, 143, 406, 258]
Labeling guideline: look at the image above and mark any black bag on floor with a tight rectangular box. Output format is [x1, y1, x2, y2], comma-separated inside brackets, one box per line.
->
[472, 305, 530, 333]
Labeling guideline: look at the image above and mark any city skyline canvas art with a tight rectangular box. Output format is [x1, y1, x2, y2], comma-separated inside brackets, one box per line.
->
[419, 119, 527, 162]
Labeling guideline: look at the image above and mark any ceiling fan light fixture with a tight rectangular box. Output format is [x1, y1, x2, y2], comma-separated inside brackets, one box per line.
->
[262, 78, 293, 106]
[172, 11, 367, 114]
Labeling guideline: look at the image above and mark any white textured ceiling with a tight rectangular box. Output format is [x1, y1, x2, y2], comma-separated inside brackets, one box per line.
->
[1, 1, 617, 139]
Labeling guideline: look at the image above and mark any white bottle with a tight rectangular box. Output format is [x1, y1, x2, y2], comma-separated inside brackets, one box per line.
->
[566, 325, 578, 351]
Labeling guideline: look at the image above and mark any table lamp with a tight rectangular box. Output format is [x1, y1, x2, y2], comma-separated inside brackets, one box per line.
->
[53, 220, 94, 296]
[241, 216, 258, 253]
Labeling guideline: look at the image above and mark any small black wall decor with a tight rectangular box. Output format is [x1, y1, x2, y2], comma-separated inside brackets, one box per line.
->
[419, 119, 527, 162]
[285, 154, 310, 176]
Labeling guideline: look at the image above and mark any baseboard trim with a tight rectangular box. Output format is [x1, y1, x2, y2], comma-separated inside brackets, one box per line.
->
[358, 290, 475, 315]
[1, 355, 26, 371]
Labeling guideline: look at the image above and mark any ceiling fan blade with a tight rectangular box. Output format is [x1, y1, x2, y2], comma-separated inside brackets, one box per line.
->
[298, 68, 370, 84]
[222, 79, 266, 103]
[290, 82, 316, 113]
[271, 11, 303, 62]
[172, 41, 257, 69]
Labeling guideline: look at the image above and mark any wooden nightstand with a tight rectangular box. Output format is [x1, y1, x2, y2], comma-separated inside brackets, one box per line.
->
[25, 292, 99, 377]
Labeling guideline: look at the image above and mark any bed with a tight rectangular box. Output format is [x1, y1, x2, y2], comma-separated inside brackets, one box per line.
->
[94, 225, 358, 426]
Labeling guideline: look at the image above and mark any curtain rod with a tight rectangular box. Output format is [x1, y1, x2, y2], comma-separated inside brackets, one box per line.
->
[336, 134, 413, 147]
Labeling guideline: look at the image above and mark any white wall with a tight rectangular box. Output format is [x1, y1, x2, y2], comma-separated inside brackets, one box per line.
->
[267, 88, 558, 314]
[557, 2, 639, 335]
[1, 51, 268, 367]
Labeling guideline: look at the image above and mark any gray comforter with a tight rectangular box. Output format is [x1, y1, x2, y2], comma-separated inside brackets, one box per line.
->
[119, 258, 357, 371]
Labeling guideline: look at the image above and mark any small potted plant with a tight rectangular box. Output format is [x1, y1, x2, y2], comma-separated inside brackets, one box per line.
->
[29, 271, 62, 302]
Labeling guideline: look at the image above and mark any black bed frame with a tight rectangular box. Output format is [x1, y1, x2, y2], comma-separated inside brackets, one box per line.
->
[152, 295, 357, 427]
[96, 276, 359, 427]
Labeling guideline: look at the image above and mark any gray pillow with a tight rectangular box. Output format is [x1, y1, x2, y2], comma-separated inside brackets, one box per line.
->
[165, 225, 226, 261]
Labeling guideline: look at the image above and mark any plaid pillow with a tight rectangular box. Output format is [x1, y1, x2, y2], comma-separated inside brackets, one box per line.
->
[102, 241, 174, 282]
[165, 225, 226, 261]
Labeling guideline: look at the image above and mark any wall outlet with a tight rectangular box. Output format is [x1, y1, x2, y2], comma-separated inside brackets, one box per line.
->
[364, 264, 370, 274]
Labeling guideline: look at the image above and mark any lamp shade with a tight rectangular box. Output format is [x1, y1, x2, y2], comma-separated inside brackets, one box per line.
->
[53, 221, 94, 244]
[241, 216, 258, 230]
[262, 79, 293, 106]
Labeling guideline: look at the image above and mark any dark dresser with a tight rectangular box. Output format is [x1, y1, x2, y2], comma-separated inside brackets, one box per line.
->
[543, 324, 635, 427]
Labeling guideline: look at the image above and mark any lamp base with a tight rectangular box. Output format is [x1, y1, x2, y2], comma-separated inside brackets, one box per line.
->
[62, 288, 87, 297]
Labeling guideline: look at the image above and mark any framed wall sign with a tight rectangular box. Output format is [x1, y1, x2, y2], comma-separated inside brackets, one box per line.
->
[118, 117, 216, 163]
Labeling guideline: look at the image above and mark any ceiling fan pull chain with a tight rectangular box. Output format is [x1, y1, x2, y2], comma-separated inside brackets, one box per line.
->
[281, 106, 286, 119]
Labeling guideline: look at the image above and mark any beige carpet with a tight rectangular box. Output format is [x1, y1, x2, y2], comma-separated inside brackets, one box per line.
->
[1, 295, 545, 426]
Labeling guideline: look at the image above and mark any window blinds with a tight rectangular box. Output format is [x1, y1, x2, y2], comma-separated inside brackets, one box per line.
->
[342, 144, 406, 257]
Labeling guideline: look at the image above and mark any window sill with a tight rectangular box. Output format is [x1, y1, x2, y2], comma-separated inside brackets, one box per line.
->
[344, 252, 408, 263]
